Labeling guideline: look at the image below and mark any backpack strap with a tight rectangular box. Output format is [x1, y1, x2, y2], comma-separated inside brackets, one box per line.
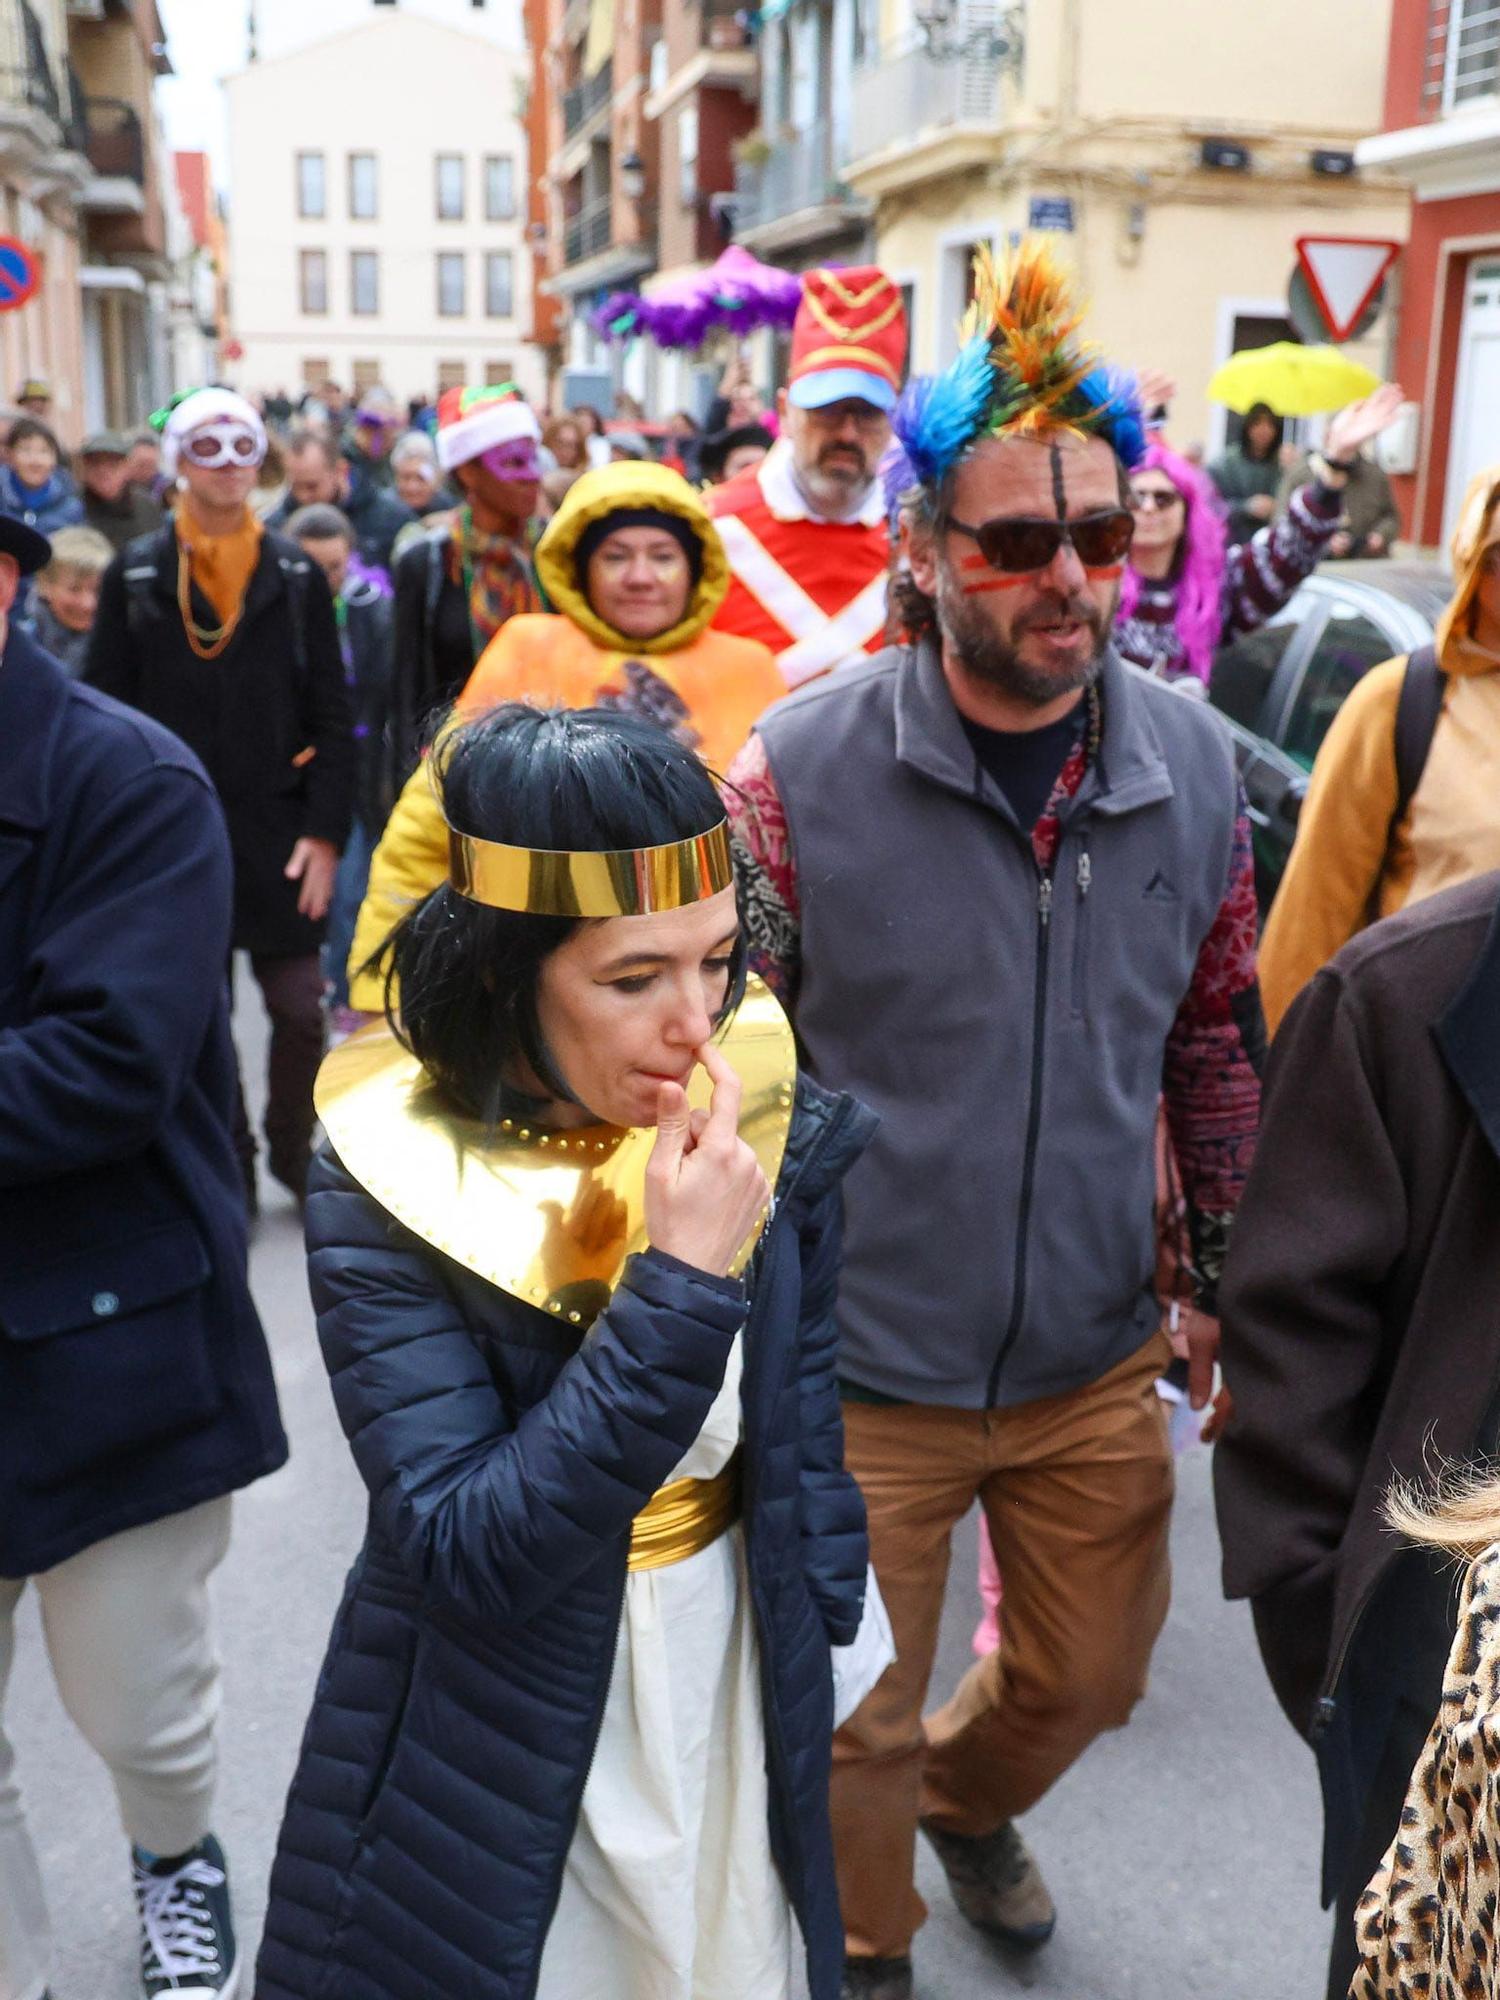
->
[1392, 642, 1446, 829]
[275, 552, 312, 683]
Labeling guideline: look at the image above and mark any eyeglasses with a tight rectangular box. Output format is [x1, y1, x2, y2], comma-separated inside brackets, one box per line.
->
[946, 509, 1135, 574]
[1129, 488, 1184, 514]
[181, 423, 263, 468]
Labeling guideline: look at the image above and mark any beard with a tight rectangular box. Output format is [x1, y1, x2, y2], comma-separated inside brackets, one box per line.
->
[796, 440, 877, 516]
[936, 561, 1112, 707]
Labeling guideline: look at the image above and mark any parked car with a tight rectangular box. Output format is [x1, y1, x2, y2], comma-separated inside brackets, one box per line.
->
[1205, 559, 1452, 907]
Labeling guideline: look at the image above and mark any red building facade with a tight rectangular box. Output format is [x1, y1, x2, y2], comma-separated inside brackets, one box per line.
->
[1359, 0, 1500, 548]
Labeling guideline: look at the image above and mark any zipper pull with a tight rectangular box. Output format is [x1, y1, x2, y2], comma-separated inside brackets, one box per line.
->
[1038, 874, 1053, 926]
[1076, 850, 1092, 898]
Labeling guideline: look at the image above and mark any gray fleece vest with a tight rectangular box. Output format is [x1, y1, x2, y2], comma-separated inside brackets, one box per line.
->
[756, 640, 1241, 1408]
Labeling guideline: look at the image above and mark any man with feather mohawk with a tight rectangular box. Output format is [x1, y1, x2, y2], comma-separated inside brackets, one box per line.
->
[726, 241, 1264, 2000]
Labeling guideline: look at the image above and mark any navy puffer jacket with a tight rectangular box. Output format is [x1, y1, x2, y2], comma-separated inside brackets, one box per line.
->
[256, 1076, 874, 2000]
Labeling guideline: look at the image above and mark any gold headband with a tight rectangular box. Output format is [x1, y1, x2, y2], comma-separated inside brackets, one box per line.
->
[447, 820, 734, 917]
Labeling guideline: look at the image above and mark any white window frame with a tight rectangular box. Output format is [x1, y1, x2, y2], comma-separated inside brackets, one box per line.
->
[485, 249, 514, 319]
[348, 152, 378, 221]
[484, 154, 515, 222]
[678, 102, 699, 207]
[299, 248, 328, 316]
[1444, 0, 1500, 112]
[436, 153, 465, 222]
[350, 248, 379, 317]
[296, 151, 325, 219]
[437, 251, 466, 318]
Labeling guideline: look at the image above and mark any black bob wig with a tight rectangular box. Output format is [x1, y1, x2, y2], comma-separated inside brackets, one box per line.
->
[372, 703, 747, 1123]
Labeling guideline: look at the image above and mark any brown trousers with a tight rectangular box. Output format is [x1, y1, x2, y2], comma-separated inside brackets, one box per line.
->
[832, 1331, 1175, 1960]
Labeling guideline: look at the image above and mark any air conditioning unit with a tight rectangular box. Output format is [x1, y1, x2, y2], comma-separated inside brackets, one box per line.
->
[1200, 139, 1251, 173]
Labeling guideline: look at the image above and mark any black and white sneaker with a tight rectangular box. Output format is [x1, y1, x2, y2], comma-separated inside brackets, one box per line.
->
[132, 1834, 238, 1998]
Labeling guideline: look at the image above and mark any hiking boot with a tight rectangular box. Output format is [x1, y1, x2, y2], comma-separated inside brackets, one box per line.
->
[841, 1955, 913, 2000]
[132, 1834, 238, 1997]
[919, 1815, 1056, 1948]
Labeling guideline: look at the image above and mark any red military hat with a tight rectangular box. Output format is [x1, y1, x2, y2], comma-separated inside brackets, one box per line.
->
[786, 267, 908, 414]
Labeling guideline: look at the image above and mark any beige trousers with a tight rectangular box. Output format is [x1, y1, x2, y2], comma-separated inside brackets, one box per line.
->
[0, 1497, 232, 2000]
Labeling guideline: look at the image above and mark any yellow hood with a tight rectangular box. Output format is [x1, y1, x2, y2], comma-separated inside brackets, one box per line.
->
[1434, 463, 1500, 677]
[535, 459, 730, 656]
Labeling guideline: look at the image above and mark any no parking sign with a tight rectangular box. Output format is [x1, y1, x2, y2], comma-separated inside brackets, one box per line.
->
[0, 239, 41, 313]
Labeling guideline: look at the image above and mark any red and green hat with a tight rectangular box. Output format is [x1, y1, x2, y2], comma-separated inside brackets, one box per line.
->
[436, 382, 542, 472]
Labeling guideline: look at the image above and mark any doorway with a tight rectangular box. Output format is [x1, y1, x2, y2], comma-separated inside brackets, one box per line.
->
[1443, 255, 1500, 543]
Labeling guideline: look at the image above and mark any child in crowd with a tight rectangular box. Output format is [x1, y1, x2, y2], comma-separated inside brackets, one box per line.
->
[24, 524, 113, 675]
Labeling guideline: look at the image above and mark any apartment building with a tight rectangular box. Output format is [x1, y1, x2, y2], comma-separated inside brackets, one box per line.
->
[225, 3, 540, 406]
[0, 0, 88, 438]
[69, 0, 177, 430]
[753, 0, 1408, 454]
[1358, 0, 1500, 546]
[537, 0, 757, 412]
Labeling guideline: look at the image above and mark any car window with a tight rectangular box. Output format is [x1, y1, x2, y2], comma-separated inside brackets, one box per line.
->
[1209, 602, 1305, 731]
[1280, 607, 1397, 770]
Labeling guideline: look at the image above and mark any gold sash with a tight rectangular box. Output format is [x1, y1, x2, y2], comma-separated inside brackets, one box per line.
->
[628, 1452, 742, 1572]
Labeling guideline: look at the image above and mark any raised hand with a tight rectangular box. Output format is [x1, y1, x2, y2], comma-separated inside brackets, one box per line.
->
[643, 1041, 770, 1277]
[1323, 382, 1405, 463]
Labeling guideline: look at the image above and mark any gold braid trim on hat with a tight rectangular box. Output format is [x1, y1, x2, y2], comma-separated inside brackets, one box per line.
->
[447, 820, 734, 918]
[801, 290, 904, 345]
[814, 271, 895, 312]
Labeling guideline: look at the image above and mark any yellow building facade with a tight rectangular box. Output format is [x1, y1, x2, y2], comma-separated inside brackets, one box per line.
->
[845, 0, 1410, 452]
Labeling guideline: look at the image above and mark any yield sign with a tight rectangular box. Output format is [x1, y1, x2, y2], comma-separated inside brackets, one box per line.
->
[1294, 236, 1400, 343]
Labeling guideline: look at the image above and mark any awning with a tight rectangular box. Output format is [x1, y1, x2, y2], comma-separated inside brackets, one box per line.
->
[79, 264, 146, 294]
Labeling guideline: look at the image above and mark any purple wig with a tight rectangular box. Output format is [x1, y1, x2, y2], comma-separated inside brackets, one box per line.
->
[1117, 440, 1228, 685]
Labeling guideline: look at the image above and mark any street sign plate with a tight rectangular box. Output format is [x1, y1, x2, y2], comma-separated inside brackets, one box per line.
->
[0, 237, 39, 313]
[1294, 235, 1400, 343]
[1028, 196, 1075, 233]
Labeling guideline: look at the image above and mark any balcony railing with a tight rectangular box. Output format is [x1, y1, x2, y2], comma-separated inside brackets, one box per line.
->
[563, 195, 613, 265]
[848, 43, 1001, 164]
[83, 95, 144, 184]
[562, 61, 613, 138]
[733, 117, 852, 233]
[0, 0, 73, 136]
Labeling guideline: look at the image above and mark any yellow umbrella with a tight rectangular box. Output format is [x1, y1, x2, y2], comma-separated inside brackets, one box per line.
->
[1206, 343, 1380, 417]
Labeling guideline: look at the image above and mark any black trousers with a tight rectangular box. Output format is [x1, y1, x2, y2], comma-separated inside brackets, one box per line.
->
[1325, 1691, 1439, 1998]
[230, 950, 325, 1199]
[1323, 1549, 1458, 1999]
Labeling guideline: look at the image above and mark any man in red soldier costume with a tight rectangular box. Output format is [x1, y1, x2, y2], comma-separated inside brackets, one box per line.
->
[710, 268, 906, 689]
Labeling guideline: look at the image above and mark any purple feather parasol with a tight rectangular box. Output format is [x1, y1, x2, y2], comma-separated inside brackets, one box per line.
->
[590, 246, 803, 349]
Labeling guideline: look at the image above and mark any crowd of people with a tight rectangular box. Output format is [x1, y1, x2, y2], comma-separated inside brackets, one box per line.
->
[2, 239, 1499, 2000]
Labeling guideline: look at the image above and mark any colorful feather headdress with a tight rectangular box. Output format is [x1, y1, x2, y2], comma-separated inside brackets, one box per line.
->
[892, 240, 1146, 494]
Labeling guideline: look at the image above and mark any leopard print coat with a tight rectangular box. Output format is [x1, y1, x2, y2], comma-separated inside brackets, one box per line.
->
[1349, 1544, 1500, 1997]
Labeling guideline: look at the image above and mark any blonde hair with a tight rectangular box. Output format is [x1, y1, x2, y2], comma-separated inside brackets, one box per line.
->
[39, 525, 113, 583]
[1387, 1465, 1500, 1558]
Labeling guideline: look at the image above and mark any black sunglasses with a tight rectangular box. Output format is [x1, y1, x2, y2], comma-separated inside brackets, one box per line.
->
[946, 509, 1135, 574]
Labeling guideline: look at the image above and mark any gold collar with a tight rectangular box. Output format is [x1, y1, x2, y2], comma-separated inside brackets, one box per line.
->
[313, 976, 797, 1325]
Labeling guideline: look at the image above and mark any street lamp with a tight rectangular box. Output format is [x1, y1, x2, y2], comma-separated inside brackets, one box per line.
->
[618, 150, 647, 201]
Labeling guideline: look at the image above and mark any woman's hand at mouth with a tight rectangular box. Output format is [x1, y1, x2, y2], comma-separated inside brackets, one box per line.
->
[644, 1041, 770, 1277]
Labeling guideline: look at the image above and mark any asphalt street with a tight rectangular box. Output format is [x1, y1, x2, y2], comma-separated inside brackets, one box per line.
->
[10, 985, 1334, 2000]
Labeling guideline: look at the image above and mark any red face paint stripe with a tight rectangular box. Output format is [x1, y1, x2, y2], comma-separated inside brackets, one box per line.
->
[959, 553, 992, 572]
[1084, 564, 1124, 580]
[961, 575, 1032, 594]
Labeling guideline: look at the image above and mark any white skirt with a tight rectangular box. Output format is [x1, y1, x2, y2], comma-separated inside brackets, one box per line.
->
[533, 1339, 800, 2000]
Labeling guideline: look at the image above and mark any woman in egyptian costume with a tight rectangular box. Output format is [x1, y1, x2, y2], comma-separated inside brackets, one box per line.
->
[255, 702, 878, 2000]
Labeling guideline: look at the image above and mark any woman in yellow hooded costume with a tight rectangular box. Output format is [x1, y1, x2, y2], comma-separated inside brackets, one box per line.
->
[346, 460, 783, 1011]
[1259, 462, 1500, 1032]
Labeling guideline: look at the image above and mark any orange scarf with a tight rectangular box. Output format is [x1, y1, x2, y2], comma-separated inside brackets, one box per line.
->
[174, 499, 263, 655]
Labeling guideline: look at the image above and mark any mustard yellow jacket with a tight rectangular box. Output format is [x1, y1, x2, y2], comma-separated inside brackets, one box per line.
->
[1260, 465, 1500, 1031]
